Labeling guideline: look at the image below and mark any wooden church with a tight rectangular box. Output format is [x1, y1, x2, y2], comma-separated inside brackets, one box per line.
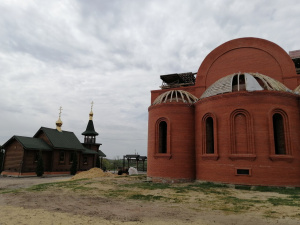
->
[1, 104, 105, 176]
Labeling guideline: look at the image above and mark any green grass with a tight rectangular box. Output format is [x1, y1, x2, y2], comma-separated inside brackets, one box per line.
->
[267, 197, 300, 207]
[252, 186, 300, 195]
[128, 194, 165, 201]
[104, 189, 129, 197]
[123, 182, 170, 190]
[26, 179, 89, 192]
[0, 189, 22, 194]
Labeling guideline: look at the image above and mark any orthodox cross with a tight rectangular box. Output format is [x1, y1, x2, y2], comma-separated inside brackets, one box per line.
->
[58, 106, 63, 118]
[91, 101, 94, 111]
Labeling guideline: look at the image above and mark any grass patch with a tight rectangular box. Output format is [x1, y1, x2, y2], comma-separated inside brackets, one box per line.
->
[123, 182, 170, 190]
[27, 179, 89, 192]
[252, 186, 300, 195]
[263, 210, 278, 218]
[268, 197, 300, 207]
[129, 194, 165, 201]
[104, 189, 129, 198]
[235, 185, 252, 191]
[0, 189, 22, 194]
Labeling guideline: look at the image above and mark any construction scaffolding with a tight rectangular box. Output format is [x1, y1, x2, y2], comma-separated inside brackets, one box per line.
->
[289, 50, 300, 74]
[160, 72, 196, 89]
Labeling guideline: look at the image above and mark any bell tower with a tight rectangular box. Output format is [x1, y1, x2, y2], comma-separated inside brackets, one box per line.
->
[82, 102, 102, 151]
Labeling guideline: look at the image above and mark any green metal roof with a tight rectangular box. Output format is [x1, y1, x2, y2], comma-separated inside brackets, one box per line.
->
[82, 148, 106, 157]
[98, 149, 106, 157]
[2, 127, 106, 157]
[3, 136, 52, 151]
[34, 127, 85, 150]
[82, 120, 99, 136]
[82, 148, 97, 155]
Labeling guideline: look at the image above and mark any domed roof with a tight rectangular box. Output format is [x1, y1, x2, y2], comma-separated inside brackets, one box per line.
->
[152, 90, 198, 105]
[200, 72, 292, 99]
[294, 85, 300, 94]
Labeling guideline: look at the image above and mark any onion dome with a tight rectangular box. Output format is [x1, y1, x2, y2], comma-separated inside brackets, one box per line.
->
[56, 106, 63, 132]
[200, 72, 292, 99]
[152, 90, 198, 105]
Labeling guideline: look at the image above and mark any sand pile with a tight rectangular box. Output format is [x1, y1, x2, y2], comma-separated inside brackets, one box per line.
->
[71, 168, 116, 180]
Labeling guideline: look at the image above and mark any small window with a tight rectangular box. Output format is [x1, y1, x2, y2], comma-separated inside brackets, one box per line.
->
[59, 151, 65, 163]
[83, 156, 88, 165]
[236, 169, 250, 175]
[34, 151, 39, 162]
[159, 121, 167, 153]
[69, 152, 74, 164]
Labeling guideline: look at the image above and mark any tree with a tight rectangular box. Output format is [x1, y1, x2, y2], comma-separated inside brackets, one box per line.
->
[70, 151, 78, 175]
[95, 156, 100, 168]
[35, 150, 44, 177]
[102, 158, 112, 170]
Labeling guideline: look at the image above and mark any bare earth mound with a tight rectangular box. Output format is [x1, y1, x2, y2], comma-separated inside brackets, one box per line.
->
[70, 167, 116, 180]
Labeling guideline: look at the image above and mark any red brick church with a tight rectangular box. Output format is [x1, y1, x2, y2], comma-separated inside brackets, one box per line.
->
[147, 37, 300, 186]
[1, 104, 105, 176]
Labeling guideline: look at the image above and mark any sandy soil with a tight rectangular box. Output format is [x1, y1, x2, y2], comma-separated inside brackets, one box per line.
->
[0, 172, 299, 225]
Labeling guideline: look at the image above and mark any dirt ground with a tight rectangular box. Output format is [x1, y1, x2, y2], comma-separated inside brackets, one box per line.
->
[0, 170, 299, 225]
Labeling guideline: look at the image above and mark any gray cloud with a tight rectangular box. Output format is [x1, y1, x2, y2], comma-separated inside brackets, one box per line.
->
[1, 0, 300, 158]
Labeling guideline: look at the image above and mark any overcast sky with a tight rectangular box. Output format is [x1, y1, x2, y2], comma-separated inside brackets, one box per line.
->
[0, 0, 299, 159]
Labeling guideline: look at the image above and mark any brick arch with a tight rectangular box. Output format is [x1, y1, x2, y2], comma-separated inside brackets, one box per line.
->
[201, 113, 218, 158]
[229, 109, 254, 156]
[268, 108, 291, 156]
[155, 117, 171, 155]
[196, 37, 297, 90]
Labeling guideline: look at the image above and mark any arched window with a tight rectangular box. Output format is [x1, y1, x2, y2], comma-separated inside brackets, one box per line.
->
[273, 113, 286, 155]
[205, 117, 214, 154]
[159, 121, 167, 153]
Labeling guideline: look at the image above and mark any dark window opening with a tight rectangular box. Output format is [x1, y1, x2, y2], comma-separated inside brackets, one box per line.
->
[232, 75, 238, 91]
[237, 169, 250, 175]
[159, 121, 167, 153]
[206, 117, 214, 154]
[239, 75, 246, 91]
[85, 136, 95, 143]
[59, 151, 65, 163]
[83, 156, 88, 165]
[69, 152, 74, 164]
[34, 151, 39, 162]
[232, 75, 246, 91]
[273, 113, 286, 154]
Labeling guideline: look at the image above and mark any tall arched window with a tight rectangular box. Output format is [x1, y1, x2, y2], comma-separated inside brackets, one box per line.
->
[206, 117, 214, 154]
[273, 113, 286, 155]
[159, 121, 167, 153]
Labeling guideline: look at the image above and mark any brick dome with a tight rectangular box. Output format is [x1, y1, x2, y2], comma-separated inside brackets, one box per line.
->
[152, 90, 198, 105]
[200, 72, 291, 99]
